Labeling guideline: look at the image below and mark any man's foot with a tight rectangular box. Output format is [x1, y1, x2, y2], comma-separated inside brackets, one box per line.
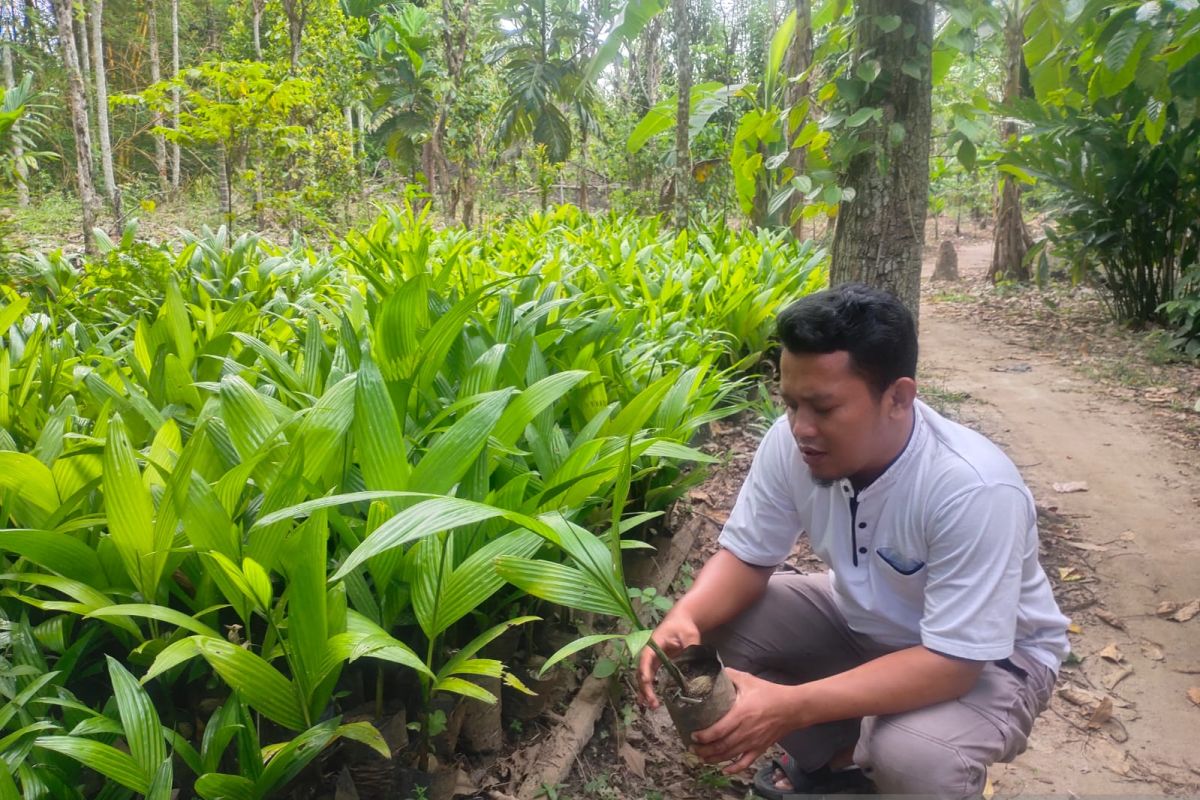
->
[753, 755, 874, 798]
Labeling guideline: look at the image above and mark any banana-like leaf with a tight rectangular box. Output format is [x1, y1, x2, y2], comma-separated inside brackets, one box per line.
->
[1, 572, 139, 636]
[332, 721, 390, 759]
[433, 676, 497, 704]
[408, 388, 515, 495]
[106, 656, 167, 781]
[329, 496, 561, 581]
[141, 637, 201, 684]
[494, 557, 631, 619]
[281, 511, 331, 720]
[193, 637, 308, 732]
[353, 345, 410, 492]
[0, 529, 105, 586]
[34, 736, 149, 794]
[103, 413, 168, 601]
[427, 529, 543, 636]
[540, 633, 626, 675]
[86, 604, 225, 639]
[437, 616, 538, 683]
[253, 718, 341, 797]
[195, 773, 255, 800]
[491, 371, 590, 447]
[0, 453, 59, 527]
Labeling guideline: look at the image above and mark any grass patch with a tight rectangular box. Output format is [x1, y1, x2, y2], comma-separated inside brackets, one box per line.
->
[921, 381, 971, 418]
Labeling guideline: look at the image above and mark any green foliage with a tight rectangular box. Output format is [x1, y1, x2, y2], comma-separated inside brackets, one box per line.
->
[0, 206, 825, 794]
[1005, 0, 1200, 330]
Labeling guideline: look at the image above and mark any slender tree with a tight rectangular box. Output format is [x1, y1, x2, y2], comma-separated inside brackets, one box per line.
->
[989, 0, 1032, 282]
[251, 0, 264, 58]
[2, 19, 29, 206]
[91, 0, 121, 222]
[170, 0, 180, 189]
[672, 0, 690, 229]
[830, 0, 934, 318]
[146, 0, 169, 193]
[782, 0, 812, 237]
[50, 0, 101, 254]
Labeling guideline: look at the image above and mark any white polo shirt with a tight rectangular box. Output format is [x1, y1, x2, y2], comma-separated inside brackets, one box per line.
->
[718, 399, 1070, 672]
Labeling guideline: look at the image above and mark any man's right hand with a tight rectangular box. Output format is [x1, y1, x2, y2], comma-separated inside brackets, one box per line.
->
[637, 612, 701, 708]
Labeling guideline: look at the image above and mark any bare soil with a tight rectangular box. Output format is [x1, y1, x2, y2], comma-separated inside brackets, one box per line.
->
[550, 235, 1200, 799]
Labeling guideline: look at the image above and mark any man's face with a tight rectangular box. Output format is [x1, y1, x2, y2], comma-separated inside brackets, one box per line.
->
[779, 349, 900, 485]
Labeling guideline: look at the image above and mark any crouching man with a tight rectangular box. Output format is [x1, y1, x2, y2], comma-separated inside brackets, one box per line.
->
[638, 284, 1068, 799]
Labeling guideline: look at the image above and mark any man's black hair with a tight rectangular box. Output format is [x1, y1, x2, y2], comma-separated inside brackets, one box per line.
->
[776, 282, 918, 396]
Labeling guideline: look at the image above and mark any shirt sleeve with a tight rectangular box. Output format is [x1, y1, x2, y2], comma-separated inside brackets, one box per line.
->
[919, 483, 1030, 661]
[717, 416, 804, 567]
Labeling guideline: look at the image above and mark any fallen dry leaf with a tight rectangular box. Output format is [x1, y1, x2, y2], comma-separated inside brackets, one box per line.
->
[1053, 481, 1090, 493]
[1189, 688, 1200, 707]
[1097, 643, 1124, 663]
[1156, 600, 1182, 617]
[1058, 566, 1084, 582]
[1057, 686, 1106, 708]
[618, 741, 646, 779]
[1094, 608, 1126, 630]
[1087, 696, 1114, 728]
[1068, 622, 1083, 634]
[1172, 663, 1200, 675]
[1063, 539, 1110, 553]
[1103, 666, 1134, 691]
[687, 490, 712, 504]
[1171, 599, 1200, 623]
[1140, 642, 1165, 662]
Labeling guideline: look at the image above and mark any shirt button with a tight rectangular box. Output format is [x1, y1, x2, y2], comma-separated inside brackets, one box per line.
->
[858, 522, 867, 529]
[858, 547, 868, 554]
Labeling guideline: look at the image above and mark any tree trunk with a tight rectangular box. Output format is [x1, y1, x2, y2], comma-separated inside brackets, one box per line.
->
[51, 0, 101, 255]
[782, 0, 812, 238]
[640, 16, 662, 109]
[989, 1, 1032, 283]
[281, 0, 306, 72]
[170, 0, 180, 189]
[829, 0, 933, 320]
[146, 0, 169, 194]
[217, 142, 233, 229]
[672, 0, 691, 230]
[252, 0, 264, 59]
[91, 0, 121, 224]
[579, 124, 589, 212]
[2, 33, 29, 207]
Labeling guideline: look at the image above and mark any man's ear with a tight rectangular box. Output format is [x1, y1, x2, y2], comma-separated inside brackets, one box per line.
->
[888, 377, 917, 415]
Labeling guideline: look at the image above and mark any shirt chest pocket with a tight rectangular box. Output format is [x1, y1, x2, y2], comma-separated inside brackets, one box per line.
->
[876, 546, 926, 576]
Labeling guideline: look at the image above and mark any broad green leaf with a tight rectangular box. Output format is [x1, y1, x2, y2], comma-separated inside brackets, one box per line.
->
[0, 453, 59, 527]
[195, 773, 255, 800]
[540, 634, 625, 675]
[0, 529, 105, 586]
[495, 556, 631, 618]
[35, 736, 149, 793]
[282, 511, 331, 719]
[353, 345, 410, 492]
[106, 656, 167, 779]
[103, 413, 166, 600]
[433, 676, 497, 704]
[253, 718, 340, 797]
[334, 721, 390, 759]
[408, 388, 515, 494]
[141, 637, 202, 684]
[194, 637, 308, 731]
[87, 604, 224, 639]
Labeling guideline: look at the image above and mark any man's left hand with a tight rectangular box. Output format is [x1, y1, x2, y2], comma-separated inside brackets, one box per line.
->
[689, 669, 799, 774]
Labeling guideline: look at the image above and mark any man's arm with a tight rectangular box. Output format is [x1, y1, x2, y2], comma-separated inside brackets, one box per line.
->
[690, 645, 983, 772]
[636, 548, 774, 707]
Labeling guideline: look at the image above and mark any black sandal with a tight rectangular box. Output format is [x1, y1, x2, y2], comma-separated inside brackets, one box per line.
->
[752, 754, 873, 798]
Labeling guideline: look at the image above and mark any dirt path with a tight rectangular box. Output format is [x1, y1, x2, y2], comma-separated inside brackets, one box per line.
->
[921, 242, 1200, 794]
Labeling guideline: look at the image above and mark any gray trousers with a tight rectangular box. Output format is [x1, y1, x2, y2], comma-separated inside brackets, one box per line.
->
[706, 572, 1056, 798]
